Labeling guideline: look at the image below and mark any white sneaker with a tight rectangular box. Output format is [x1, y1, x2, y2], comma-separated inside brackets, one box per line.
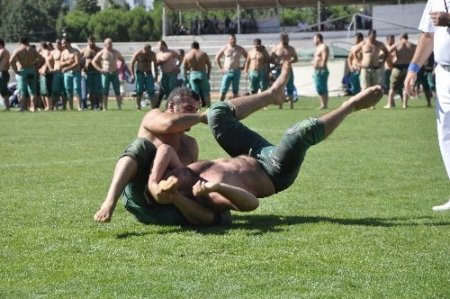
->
[432, 199, 450, 211]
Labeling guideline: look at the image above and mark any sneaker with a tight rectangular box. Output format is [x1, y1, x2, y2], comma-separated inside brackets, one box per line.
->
[432, 199, 450, 211]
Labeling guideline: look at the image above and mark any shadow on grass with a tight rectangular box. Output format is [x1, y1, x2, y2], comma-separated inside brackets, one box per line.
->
[115, 214, 450, 238]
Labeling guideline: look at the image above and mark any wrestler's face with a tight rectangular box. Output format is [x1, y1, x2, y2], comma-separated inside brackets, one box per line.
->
[174, 96, 200, 114]
[88, 40, 96, 48]
[229, 36, 236, 47]
[313, 35, 320, 46]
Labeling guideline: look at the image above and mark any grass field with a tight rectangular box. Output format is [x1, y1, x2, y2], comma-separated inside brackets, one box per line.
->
[1, 95, 449, 298]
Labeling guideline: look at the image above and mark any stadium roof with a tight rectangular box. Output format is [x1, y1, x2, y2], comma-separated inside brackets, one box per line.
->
[162, 0, 420, 12]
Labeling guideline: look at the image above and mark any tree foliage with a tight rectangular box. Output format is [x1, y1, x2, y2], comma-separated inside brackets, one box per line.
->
[0, 0, 55, 42]
[127, 7, 155, 41]
[88, 8, 130, 41]
[56, 10, 91, 42]
[75, 0, 100, 15]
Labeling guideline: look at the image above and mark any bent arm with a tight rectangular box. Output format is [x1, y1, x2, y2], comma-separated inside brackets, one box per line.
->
[193, 181, 259, 212]
[148, 144, 183, 187]
[142, 110, 205, 134]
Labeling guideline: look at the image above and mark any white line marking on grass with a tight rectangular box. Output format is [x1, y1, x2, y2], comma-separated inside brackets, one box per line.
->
[0, 158, 116, 169]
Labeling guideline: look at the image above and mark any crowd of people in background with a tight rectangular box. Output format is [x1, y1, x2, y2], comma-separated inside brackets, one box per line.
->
[0, 29, 436, 113]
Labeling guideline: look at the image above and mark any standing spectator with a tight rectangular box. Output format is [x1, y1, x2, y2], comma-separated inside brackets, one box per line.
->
[130, 44, 158, 110]
[312, 33, 330, 109]
[92, 38, 125, 111]
[9, 37, 44, 112]
[404, 0, 450, 211]
[215, 34, 247, 101]
[347, 33, 364, 95]
[244, 38, 270, 95]
[417, 53, 436, 107]
[156, 40, 181, 108]
[60, 37, 82, 111]
[116, 59, 131, 99]
[383, 35, 396, 94]
[183, 41, 212, 107]
[38, 42, 53, 111]
[270, 33, 298, 109]
[351, 29, 392, 108]
[50, 39, 67, 110]
[80, 36, 102, 110]
[385, 34, 416, 109]
[0, 38, 11, 110]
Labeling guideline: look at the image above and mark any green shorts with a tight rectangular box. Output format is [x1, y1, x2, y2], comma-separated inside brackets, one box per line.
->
[64, 70, 82, 98]
[51, 71, 65, 97]
[313, 68, 329, 95]
[102, 72, 121, 96]
[160, 72, 178, 98]
[0, 70, 10, 97]
[189, 71, 210, 97]
[135, 71, 155, 97]
[86, 71, 102, 96]
[220, 69, 241, 95]
[248, 70, 268, 93]
[16, 68, 37, 96]
[121, 138, 188, 225]
[207, 102, 325, 192]
[39, 74, 52, 96]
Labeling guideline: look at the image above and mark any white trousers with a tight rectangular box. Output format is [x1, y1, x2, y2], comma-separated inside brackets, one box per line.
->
[435, 64, 450, 179]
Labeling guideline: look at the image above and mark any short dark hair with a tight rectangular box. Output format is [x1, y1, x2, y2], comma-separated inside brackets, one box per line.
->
[191, 41, 200, 49]
[368, 29, 377, 36]
[0, 38, 4, 47]
[401, 33, 408, 40]
[19, 36, 28, 45]
[315, 33, 323, 42]
[87, 36, 95, 42]
[254, 38, 261, 45]
[62, 37, 71, 44]
[159, 40, 167, 48]
[167, 87, 201, 104]
[355, 33, 364, 40]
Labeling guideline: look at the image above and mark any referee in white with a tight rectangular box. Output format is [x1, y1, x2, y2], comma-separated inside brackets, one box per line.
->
[405, 0, 450, 211]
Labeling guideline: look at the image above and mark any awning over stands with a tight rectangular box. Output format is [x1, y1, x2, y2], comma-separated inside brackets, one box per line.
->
[162, 0, 419, 12]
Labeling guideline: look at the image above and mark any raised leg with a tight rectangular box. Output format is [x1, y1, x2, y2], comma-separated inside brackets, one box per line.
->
[320, 85, 383, 138]
[229, 62, 290, 120]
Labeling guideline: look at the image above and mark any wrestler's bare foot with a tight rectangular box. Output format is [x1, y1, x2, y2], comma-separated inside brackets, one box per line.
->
[344, 85, 383, 111]
[269, 62, 291, 105]
[94, 201, 115, 223]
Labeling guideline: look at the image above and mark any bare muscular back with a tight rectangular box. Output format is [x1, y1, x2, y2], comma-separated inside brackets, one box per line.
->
[0, 48, 10, 71]
[189, 155, 276, 208]
[394, 41, 416, 65]
[184, 49, 210, 72]
[11, 45, 41, 69]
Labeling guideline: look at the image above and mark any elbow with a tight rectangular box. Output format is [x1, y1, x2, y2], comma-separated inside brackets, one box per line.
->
[239, 199, 259, 212]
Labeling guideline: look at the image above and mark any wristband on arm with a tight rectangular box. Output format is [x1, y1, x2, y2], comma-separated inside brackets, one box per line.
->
[408, 63, 421, 73]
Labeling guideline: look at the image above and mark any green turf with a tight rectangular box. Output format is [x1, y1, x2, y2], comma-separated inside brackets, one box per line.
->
[1, 96, 449, 298]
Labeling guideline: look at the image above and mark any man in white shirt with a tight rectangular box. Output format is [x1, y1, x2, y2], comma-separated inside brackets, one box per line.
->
[405, 0, 450, 211]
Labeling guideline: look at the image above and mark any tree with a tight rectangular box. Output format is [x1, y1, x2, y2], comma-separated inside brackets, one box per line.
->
[57, 10, 91, 42]
[127, 8, 155, 41]
[0, 0, 54, 42]
[76, 0, 100, 15]
[88, 8, 129, 41]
